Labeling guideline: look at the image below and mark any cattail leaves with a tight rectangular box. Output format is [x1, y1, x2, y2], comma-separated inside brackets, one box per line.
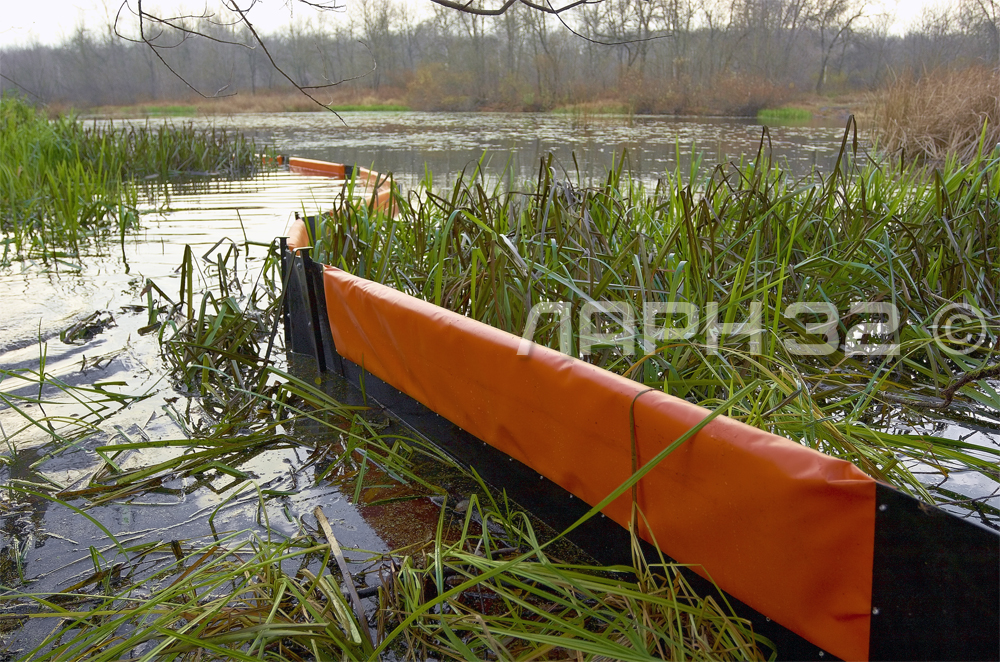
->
[307, 124, 1000, 500]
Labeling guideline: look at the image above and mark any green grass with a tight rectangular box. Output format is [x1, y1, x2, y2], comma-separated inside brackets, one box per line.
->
[756, 107, 812, 122]
[306, 120, 1000, 502]
[0, 94, 264, 265]
[141, 105, 198, 116]
[1, 111, 996, 662]
[327, 103, 410, 112]
[3, 504, 767, 661]
[0, 238, 769, 661]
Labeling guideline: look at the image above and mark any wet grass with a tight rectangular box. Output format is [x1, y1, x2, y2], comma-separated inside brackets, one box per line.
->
[1, 116, 996, 659]
[0, 343, 151, 450]
[2, 499, 767, 661]
[0, 95, 264, 266]
[305, 119, 1000, 503]
[0, 236, 769, 659]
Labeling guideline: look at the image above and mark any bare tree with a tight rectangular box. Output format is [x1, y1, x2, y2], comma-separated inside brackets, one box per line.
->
[3, 0, 993, 115]
[427, 0, 599, 17]
[104, 0, 620, 114]
[111, 0, 375, 114]
[811, 0, 865, 94]
[963, 0, 1000, 67]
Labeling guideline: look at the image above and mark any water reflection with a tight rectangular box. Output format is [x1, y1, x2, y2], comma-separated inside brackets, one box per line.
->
[96, 111, 857, 189]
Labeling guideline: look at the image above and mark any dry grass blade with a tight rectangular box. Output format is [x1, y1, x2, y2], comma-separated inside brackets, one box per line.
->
[314, 505, 375, 651]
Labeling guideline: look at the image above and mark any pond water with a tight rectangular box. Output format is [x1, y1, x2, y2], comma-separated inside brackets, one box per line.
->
[1, 112, 997, 652]
[100, 110, 858, 188]
[8, 110, 864, 370]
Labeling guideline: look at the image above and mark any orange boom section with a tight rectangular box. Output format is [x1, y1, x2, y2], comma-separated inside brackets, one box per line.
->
[318, 264, 878, 661]
[287, 157, 395, 214]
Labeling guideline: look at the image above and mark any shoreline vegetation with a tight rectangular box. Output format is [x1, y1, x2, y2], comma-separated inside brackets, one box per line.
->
[71, 89, 849, 124]
[0, 95, 263, 266]
[61, 63, 999, 165]
[307, 118, 1000, 504]
[0, 74, 997, 657]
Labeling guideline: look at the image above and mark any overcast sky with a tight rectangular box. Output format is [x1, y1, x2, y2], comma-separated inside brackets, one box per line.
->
[0, 0, 953, 49]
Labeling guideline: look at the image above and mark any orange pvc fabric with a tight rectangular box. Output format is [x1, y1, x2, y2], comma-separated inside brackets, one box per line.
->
[311, 261, 876, 660]
[287, 157, 394, 213]
[286, 219, 311, 251]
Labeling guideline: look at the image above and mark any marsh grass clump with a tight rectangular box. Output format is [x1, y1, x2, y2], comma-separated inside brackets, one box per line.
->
[307, 122, 1000, 502]
[0, 94, 263, 265]
[757, 107, 812, 122]
[870, 65, 1000, 163]
[4, 500, 767, 662]
[379, 493, 768, 661]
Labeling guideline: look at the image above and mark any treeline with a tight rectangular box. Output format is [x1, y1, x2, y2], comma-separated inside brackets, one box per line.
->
[1, 0, 998, 114]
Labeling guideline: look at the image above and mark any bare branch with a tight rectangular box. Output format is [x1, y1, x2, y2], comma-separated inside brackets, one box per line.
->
[0, 72, 45, 101]
[125, 0, 237, 97]
[115, 1, 250, 48]
[300, 40, 376, 90]
[225, 0, 352, 120]
[295, 0, 347, 12]
[548, 0, 670, 47]
[427, 0, 598, 17]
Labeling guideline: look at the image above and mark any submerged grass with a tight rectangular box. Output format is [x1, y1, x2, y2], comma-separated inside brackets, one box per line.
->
[0, 94, 263, 265]
[306, 120, 1000, 502]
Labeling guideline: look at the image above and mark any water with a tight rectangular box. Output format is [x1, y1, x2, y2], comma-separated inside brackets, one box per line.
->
[0, 112, 996, 650]
[98, 111, 856, 189]
[32, 110, 857, 357]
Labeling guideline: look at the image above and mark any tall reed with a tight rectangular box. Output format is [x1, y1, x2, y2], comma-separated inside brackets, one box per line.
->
[869, 65, 1000, 163]
[0, 95, 262, 265]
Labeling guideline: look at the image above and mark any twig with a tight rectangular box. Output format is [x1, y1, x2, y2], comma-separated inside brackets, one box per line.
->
[314, 505, 374, 650]
[941, 362, 1000, 407]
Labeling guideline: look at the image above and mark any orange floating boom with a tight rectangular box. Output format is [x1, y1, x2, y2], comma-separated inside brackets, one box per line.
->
[280, 158, 999, 662]
[286, 156, 395, 214]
